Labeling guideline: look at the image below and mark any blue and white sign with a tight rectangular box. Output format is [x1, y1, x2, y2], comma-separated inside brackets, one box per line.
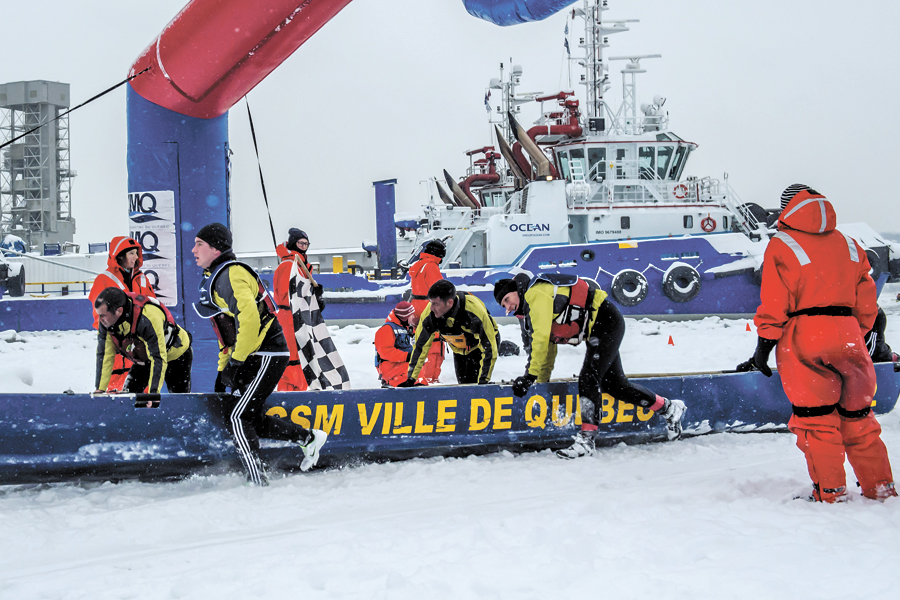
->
[128, 190, 177, 306]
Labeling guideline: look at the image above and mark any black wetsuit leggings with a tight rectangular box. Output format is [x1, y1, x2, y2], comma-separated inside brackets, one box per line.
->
[453, 349, 487, 384]
[579, 300, 658, 426]
[126, 347, 193, 393]
[217, 354, 313, 485]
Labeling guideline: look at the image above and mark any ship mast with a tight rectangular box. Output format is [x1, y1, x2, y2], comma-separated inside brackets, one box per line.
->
[573, 0, 636, 132]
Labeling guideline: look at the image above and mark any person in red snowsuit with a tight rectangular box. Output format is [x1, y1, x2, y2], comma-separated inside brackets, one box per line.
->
[88, 236, 156, 392]
[741, 184, 896, 503]
[374, 302, 418, 387]
[408, 240, 445, 382]
[272, 237, 308, 392]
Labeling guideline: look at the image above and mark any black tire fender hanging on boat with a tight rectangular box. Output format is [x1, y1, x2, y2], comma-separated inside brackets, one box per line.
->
[662, 263, 701, 303]
[865, 248, 884, 282]
[751, 264, 763, 287]
[610, 269, 649, 306]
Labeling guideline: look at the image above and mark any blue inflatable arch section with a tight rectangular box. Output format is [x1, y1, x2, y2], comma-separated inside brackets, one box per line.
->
[462, 0, 578, 26]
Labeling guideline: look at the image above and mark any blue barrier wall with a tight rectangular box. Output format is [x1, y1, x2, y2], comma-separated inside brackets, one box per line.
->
[0, 298, 92, 332]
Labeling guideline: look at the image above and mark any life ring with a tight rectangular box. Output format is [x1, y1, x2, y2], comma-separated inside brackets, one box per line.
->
[610, 269, 649, 307]
[673, 183, 688, 199]
[662, 263, 701, 303]
[700, 214, 716, 232]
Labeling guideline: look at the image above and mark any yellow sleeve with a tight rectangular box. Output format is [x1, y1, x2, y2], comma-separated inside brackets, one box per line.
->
[466, 296, 499, 383]
[408, 306, 437, 381]
[222, 267, 263, 363]
[96, 331, 117, 391]
[137, 308, 169, 393]
[525, 283, 559, 381]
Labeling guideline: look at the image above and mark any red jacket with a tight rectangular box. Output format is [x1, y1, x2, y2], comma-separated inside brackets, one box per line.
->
[88, 236, 155, 329]
[409, 252, 443, 317]
[375, 310, 415, 386]
[273, 243, 303, 362]
[755, 191, 877, 340]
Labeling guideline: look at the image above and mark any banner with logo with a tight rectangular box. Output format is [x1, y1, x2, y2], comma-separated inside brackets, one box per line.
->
[128, 190, 177, 306]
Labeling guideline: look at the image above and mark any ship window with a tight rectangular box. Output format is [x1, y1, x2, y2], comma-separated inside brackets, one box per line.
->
[684, 215, 693, 229]
[558, 151, 570, 180]
[616, 148, 626, 178]
[657, 146, 674, 179]
[723, 216, 728, 230]
[569, 148, 586, 181]
[669, 146, 688, 181]
[621, 216, 631, 229]
[588, 148, 606, 182]
[639, 147, 655, 180]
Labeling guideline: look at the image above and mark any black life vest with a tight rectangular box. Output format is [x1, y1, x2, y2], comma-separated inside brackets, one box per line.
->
[529, 273, 592, 345]
[110, 292, 181, 364]
[193, 260, 276, 348]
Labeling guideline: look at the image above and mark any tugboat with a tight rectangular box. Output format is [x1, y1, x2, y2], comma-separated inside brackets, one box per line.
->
[387, 0, 899, 318]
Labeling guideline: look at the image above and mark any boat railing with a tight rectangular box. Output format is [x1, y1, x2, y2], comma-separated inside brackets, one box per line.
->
[721, 175, 762, 234]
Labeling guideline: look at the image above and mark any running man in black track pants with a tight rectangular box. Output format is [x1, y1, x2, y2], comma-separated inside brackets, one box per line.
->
[192, 223, 327, 485]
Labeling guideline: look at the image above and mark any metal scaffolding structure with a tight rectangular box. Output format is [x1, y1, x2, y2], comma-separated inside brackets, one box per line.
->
[0, 80, 76, 250]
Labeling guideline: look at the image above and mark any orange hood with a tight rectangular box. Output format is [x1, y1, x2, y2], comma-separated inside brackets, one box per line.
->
[778, 190, 836, 234]
[106, 236, 144, 275]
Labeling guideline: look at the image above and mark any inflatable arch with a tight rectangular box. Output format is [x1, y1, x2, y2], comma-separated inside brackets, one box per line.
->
[125, 0, 575, 387]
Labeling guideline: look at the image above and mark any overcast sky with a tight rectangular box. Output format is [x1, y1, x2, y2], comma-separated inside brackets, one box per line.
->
[2, 0, 898, 252]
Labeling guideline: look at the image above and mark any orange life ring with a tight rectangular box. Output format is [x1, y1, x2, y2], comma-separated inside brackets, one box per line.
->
[701, 214, 716, 232]
[673, 183, 688, 199]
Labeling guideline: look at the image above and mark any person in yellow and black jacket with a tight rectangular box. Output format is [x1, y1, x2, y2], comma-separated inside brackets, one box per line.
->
[93, 287, 192, 394]
[191, 223, 327, 486]
[494, 273, 687, 459]
[401, 280, 499, 386]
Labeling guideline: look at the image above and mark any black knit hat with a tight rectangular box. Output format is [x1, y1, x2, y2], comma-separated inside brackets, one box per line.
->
[780, 184, 820, 210]
[288, 228, 309, 252]
[493, 278, 518, 305]
[196, 223, 232, 252]
[423, 239, 446, 259]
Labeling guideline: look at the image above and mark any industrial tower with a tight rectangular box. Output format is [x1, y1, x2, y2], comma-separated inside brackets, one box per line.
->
[0, 80, 75, 250]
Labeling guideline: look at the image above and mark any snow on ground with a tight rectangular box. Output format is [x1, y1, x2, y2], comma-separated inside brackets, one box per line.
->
[2, 289, 900, 598]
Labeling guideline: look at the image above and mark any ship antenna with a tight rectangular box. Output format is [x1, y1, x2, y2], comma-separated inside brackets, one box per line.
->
[572, 0, 636, 132]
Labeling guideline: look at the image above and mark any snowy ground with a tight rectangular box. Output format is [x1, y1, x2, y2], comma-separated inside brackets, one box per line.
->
[2, 290, 900, 598]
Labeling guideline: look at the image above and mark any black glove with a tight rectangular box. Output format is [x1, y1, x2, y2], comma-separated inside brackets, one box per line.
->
[313, 284, 325, 312]
[752, 337, 777, 377]
[512, 374, 537, 398]
[735, 359, 755, 373]
[214, 371, 226, 393]
[220, 358, 246, 390]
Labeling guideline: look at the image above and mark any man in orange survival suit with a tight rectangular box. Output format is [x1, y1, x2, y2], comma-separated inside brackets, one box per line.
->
[738, 184, 896, 503]
[374, 301, 418, 387]
[88, 236, 156, 392]
[408, 240, 446, 382]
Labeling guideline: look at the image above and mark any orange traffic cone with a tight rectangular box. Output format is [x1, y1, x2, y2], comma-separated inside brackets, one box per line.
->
[667, 335, 675, 346]
[745, 323, 752, 332]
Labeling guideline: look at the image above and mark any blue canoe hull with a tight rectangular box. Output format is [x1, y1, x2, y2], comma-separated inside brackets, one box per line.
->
[1, 364, 897, 486]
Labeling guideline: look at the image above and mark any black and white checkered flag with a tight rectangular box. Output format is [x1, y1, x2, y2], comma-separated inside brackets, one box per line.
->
[287, 259, 351, 390]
